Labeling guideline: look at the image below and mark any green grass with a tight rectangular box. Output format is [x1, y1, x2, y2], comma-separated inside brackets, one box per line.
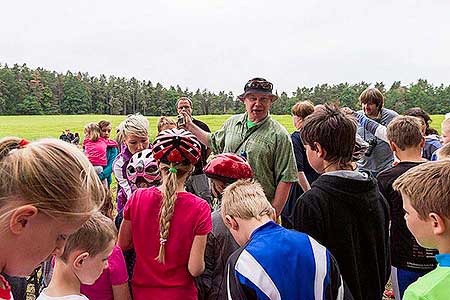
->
[0, 114, 445, 140]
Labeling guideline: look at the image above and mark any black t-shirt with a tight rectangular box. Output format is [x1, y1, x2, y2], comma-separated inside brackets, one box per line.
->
[291, 131, 319, 183]
[377, 162, 437, 271]
[192, 118, 211, 175]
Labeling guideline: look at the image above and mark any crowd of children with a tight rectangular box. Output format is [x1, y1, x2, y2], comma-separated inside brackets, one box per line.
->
[1, 91, 450, 300]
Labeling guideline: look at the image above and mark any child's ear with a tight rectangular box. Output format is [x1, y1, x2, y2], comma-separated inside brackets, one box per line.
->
[270, 207, 277, 222]
[224, 215, 239, 231]
[388, 141, 397, 152]
[429, 213, 446, 235]
[419, 137, 426, 149]
[315, 142, 326, 158]
[9, 205, 39, 234]
[73, 252, 90, 269]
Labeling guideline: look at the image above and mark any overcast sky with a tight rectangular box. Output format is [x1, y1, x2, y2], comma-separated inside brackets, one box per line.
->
[1, 0, 450, 95]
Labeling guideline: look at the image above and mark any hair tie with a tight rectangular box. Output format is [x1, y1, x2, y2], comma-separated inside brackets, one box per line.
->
[19, 139, 30, 148]
[160, 238, 167, 245]
[168, 167, 177, 173]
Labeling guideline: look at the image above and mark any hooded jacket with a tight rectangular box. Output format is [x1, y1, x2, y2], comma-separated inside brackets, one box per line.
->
[293, 171, 390, 300]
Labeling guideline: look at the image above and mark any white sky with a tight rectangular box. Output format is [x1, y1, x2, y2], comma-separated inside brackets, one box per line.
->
[1, 0, 450, 96]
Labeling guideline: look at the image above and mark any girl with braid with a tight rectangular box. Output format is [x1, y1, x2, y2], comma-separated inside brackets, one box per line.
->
[118, 129, 212, 300]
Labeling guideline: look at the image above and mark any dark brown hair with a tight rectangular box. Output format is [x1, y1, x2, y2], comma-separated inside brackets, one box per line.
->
[300, 104, 356, 168]
[359, 88, 384, 109]
[98, 120, 111, 130]
[404, 107, 438, 136]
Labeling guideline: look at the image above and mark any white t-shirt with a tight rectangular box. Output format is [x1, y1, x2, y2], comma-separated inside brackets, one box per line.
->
[37, 290, 89, 300]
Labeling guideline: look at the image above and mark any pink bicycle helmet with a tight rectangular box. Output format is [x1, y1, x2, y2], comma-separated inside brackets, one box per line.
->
[152, 128, 201, 165]
[203, 153, 254, 183]
[126, 149, 161, 186]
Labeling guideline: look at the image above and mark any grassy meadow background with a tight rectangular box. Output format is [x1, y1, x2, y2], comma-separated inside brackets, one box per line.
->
[0, 114, 446, 141]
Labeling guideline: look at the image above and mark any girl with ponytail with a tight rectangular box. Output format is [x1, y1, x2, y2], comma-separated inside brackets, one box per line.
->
[118, 129, 212, 300]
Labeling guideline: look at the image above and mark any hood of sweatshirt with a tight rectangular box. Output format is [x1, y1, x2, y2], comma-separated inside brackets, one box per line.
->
[312, 170, 382, 215]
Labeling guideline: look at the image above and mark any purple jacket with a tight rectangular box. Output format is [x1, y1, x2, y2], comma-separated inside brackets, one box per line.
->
[113, 144, 134, 211]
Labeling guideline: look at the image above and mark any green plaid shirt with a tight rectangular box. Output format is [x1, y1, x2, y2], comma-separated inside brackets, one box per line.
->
[208, 113, 298, 202]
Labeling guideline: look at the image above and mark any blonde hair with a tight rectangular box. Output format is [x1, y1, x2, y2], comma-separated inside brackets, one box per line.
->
[291, 101, 314, 119]
[84, 122, 101, 142]
[387, 116, 424, 151]
[442, 118, 450, 134]
[436, 143, 450, 160]
[157, 116, 176, 133]
[0, 137, 104, 222]
[117, 113, 149, 139]
[156, 161, 193, 264]
[60, 212, 117, 262]
[393, 160, 450, 220]
[221, 179, 273, 220]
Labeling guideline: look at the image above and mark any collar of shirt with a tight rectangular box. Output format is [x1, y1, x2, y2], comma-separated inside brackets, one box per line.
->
[250, 221, 280, 239]
[436, 254, 450, 267]
[237, 112, 271, 128]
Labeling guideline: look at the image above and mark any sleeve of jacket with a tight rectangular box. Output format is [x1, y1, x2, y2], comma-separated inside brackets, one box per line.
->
[196, 232, 218, 300]
[325, 253, 355, 300]
[225, 250, 257, 300]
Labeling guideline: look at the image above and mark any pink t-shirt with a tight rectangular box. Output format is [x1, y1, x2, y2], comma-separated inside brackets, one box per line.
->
[0, 275, 12, 300]
[80, 245, 128, 300]
[83, 138, 117, 166]
[123, 187, 212, 300]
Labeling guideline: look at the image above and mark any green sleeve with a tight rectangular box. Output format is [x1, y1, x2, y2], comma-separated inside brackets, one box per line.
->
[208, 119, 229, 155]
[274, 132, 298, 183]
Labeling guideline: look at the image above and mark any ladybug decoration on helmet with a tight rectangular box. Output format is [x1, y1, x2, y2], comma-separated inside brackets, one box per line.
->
[203, 153, 254, 183]
[126, 149, 161, 188]
[152, 128, 202, 165]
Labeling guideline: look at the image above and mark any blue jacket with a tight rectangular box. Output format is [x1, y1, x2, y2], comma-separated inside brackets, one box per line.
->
[226, 221, 353, 300]
[99, 146, 118, 187]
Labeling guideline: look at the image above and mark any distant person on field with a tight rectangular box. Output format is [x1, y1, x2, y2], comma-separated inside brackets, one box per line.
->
[393, 160, 450, 300]
[223, 180, 353, 300]
[293, 104, 390, 300]
[72, 132, 80, 146]
[196, 153, 254, 300]
[83, 122, 118, 187]
[176, 97, 213, 205]
[282, 100, 319, 228]
[357, 87, 398, 176]
[98, 120, 118, 189]
[118, 129, 212, 300]
[181, 78, 298, 216]
[37, 213, 117, 300]
[404, 107, 441, 160]
[59, 130, 68, 142]
[377, 116, 437, 300]
[66, 129, 74, 142]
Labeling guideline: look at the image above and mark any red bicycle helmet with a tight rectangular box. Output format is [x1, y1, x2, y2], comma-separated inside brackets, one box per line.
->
[152, 128, 201, 165]
[203, 153, 254, 183]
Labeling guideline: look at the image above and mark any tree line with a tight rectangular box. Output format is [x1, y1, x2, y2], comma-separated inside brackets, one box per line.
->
[1, 63, 449, 116]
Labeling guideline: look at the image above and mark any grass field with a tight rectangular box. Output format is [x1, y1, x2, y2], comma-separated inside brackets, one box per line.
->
[0, 114, 445, 140]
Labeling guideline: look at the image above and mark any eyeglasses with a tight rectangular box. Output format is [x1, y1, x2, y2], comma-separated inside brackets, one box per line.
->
[245, 79, 273, 92]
